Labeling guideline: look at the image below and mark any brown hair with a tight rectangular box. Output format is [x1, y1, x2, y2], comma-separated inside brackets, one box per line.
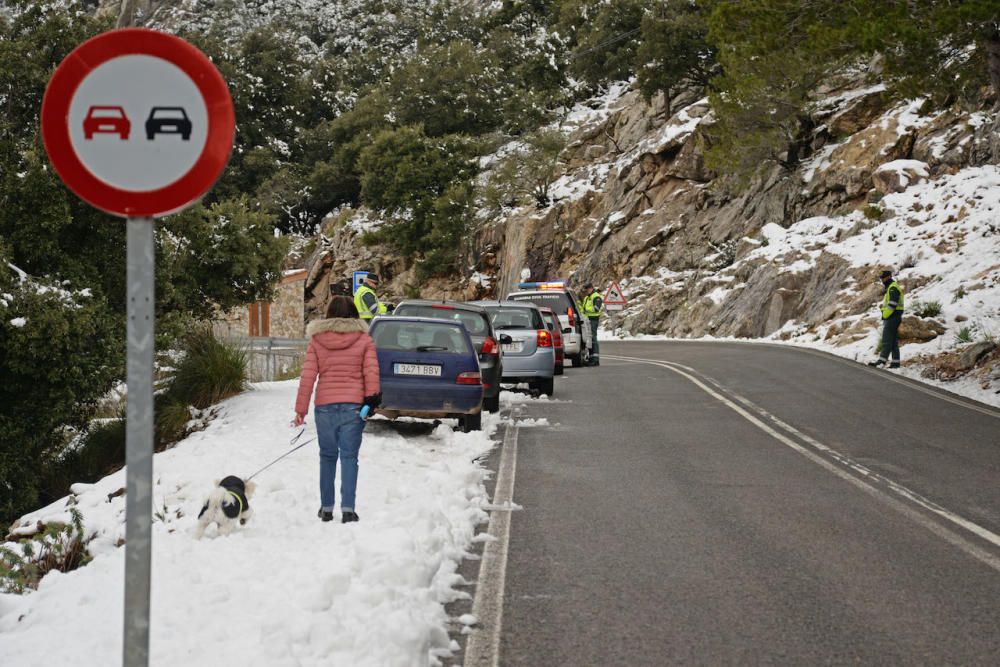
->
[326, 295, 359, 319]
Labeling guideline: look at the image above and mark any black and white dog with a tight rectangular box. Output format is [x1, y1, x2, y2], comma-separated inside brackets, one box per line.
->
[195, 475, 256, 538]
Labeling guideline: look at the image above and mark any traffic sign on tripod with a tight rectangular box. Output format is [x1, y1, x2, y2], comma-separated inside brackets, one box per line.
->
[41, 28, 235, 667]
[41, 28, 235, 218]
[603, 280, 628, 311]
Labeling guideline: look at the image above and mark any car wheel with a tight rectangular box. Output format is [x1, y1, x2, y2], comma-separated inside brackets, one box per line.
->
[459, 412, 482, 432]
[571, 354, 583, 367]
[484, 394, 500, 414]
[554, 362, 564, 376]
[536, 377, 554, 397]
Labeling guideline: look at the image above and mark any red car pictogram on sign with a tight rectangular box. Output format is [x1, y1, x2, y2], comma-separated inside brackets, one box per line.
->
[83, 106, 131, 140]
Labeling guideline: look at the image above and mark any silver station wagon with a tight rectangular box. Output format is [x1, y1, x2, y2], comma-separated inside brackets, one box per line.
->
[469, 300, 556, 397]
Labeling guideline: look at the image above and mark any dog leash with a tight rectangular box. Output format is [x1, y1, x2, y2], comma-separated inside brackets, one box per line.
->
[246, 427, 316, 481]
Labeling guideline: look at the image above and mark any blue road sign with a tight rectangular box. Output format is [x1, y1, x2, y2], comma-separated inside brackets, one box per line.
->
[352, 271, 368, 294]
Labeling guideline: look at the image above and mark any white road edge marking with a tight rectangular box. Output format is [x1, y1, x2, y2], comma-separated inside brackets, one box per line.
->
[614, 339, 1000, 419]
[464, 407, 520, 667]
[605, 354, 1000, 574]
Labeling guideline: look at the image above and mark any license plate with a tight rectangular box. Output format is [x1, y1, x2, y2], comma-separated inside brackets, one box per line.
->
[502, 341, 523, 353]
[393, 363, 442, 377]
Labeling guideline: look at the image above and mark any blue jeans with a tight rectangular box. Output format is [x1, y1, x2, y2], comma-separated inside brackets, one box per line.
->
[314, 403, 364, 511]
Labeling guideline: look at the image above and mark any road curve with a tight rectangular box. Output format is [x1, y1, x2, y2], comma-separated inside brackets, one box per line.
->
[496, 340, 1000, 665]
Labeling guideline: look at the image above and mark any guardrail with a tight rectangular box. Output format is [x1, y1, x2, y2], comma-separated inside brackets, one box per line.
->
[224, 336, 309, 382]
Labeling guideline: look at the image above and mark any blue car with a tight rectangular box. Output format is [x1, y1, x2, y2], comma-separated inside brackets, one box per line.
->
[369, 316, 484, 432]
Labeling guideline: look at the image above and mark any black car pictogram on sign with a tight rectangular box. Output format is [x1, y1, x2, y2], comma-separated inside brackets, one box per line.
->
[145, 107, 192, 140]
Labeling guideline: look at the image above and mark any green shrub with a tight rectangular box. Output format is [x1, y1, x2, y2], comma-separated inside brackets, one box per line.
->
[38, 417, 127, 502]
[0, 268, 121, 526]
[155, 397, 195, 450]
[482, 129, 567, 211]
[912, 300, 942, 318]
[952, 285, 967, 301]
[0, 508, 92, 594]
[863, 204, 884, 220]
[166, 328, 249, 411]
[954, 327, 973, 344]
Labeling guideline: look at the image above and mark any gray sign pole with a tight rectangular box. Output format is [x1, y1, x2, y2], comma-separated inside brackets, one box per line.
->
[124, 216, 155, 667]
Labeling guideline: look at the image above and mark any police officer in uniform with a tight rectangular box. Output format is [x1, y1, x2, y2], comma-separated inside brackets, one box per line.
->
[354, 273, 387, 321]
[581, 282, 603, 366]
[868, 269, 904, 368]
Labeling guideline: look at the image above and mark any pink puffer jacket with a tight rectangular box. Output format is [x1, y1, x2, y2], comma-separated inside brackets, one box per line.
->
[295, 318, 380, 414]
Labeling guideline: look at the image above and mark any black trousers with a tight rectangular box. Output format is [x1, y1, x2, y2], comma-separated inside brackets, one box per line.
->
[880, 311, 902, 362]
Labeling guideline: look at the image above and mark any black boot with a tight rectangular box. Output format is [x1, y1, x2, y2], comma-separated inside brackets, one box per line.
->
[889, 362, 900, 369]
[867, 359, 886, 367]
[317, 508, 333, 522]
[342, 510, 359, 524]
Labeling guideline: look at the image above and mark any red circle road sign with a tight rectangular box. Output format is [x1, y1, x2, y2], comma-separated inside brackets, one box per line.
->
[41, 29, 235, 218]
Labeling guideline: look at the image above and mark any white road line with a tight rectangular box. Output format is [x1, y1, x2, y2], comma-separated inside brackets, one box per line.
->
[464, 407, 520, 667]
[605, 354, 1000, 574]
[610, 339, 1000, 419]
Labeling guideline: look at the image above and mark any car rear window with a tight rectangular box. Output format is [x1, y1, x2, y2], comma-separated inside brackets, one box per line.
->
[392, 305, 490, 336]
[486, 306, 544, 330]
[371, 320, 471, 354]
[507, 291, 574, 312]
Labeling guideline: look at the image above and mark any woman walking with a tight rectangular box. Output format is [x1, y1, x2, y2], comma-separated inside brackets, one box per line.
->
[294, 295, 381, 523]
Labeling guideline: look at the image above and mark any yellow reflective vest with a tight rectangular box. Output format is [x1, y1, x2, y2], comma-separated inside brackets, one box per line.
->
[354, 284, 387, 320]
[880, 281, 904, 319]
[582, 290, 603, 318]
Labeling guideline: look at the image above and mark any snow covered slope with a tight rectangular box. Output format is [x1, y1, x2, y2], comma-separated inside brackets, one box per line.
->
[1, 381, 507, 666]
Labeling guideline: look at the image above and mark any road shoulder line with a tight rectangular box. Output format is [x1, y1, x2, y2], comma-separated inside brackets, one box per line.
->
[608, 339, 1000, 419]
[464, 407, 520, 667]
[605, 354, 1000, 574]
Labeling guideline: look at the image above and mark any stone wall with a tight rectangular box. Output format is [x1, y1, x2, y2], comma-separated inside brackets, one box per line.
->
[211, 270, 306, 339]
[270, 271, 306, 338]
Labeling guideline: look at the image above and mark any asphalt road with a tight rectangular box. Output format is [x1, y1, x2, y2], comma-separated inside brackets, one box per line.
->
[495, 340, 1000, 665]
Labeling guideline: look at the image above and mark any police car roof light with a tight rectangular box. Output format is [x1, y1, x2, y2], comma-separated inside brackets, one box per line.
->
[517, 281, 566, 290]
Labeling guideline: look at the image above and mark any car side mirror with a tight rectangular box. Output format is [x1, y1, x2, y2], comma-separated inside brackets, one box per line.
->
[499, 334, 513, 345]
[562, 327, 572, 334]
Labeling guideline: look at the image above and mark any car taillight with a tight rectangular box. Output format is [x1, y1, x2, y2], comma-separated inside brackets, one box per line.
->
[431, 304, 455, 309]
[481, 336, 498, 355]
[456, 371, 481, 385]
[567, 307, 576, 326]
[537, 330, 552, 347]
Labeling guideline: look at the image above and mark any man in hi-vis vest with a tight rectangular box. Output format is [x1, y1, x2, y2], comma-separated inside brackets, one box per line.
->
[354, 273, 387, 321]
[868, 269, 904, 368]
[581, 281, 603, 366]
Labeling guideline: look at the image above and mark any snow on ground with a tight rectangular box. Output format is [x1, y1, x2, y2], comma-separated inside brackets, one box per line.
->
[1, 381, 508, 666]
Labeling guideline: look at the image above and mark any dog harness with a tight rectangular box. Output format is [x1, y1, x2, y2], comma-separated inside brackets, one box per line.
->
[198, 479, 249, 520]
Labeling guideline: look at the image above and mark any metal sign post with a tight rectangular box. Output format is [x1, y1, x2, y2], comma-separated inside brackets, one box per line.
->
[41, 28, 235, 667]
[124, 217, 155, 665]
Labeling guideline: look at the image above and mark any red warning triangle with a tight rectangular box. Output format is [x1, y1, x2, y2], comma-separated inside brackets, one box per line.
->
[603, 280, 627, 305]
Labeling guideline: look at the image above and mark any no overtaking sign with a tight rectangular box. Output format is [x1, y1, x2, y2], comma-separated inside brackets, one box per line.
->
[41, 28, 235, 218]
[41, 28, 235, 667]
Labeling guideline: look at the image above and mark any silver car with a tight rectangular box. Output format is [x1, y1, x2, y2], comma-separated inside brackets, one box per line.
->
[469, 300, 556, 397]
[505, 286, 593, 367]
